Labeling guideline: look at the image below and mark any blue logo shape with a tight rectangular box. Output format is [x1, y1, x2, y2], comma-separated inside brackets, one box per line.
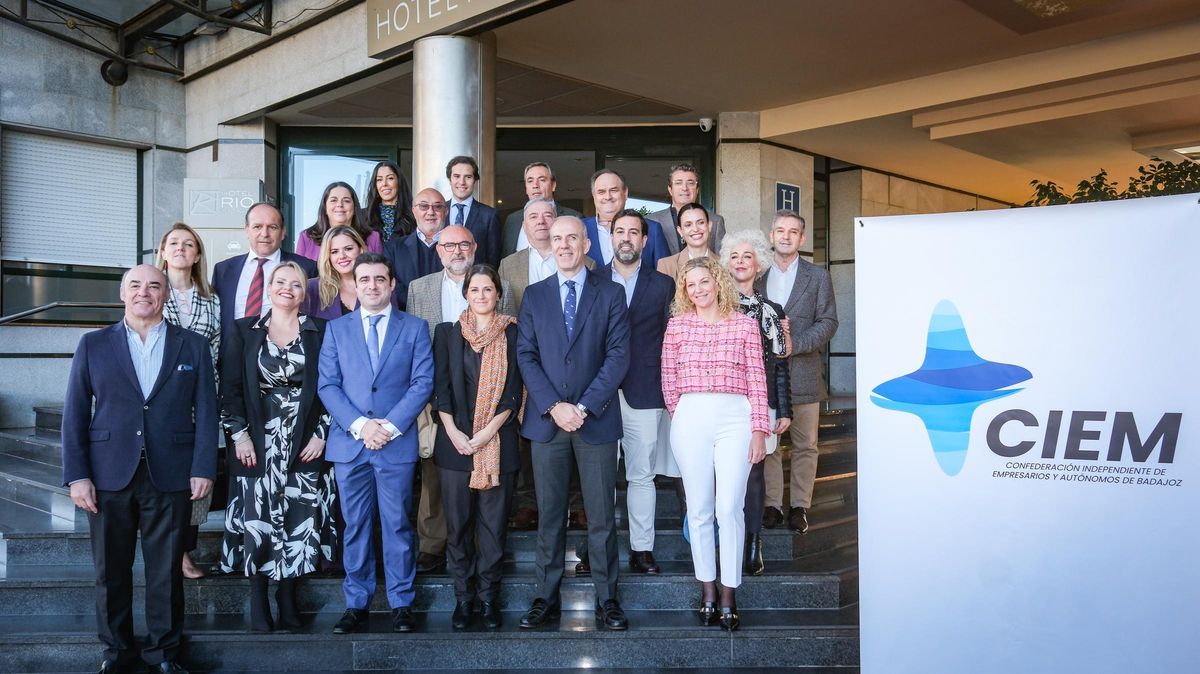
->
[870, 300, 1032, 476]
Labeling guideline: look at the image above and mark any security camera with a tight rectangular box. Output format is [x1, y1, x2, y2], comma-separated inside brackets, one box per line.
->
[699, 117, 714, 133]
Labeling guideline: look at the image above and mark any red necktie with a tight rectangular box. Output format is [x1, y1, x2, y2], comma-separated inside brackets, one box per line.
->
[244, 257, 267, 318]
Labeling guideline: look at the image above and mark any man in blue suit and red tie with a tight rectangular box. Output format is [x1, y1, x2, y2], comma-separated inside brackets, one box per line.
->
[516, 215, 632, 631]
[318, 252, 434, 634]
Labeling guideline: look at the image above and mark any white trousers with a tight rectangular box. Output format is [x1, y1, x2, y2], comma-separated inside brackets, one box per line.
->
[670, 392, 753, 588]
[618, 391, 662, 552]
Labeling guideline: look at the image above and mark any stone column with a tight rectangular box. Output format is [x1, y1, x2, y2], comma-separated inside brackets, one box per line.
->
[412, 34, 496, 201]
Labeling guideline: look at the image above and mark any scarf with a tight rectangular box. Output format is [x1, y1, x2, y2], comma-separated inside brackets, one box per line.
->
[459, 309, 517, 490]
[738, 291, 787, 357]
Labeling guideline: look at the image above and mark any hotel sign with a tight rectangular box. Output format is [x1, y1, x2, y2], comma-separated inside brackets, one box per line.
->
[367, 0, 530, 59]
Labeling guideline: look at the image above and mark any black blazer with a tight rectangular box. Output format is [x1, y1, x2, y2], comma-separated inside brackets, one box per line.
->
[220, 313, 328, 477]
[432, 321, 523, 473]
[462, 200, 502, 268]
[602, 263, 674, 410]
[383, 232, 442, 312]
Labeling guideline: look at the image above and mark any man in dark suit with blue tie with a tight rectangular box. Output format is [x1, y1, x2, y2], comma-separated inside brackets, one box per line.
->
[516, 216, 632, 631]
[211, 202, 317, 342]
[62, 264, 217, 674]
[446, 156, 502, 267]
[318, 252, 434, 635]
[583, 169, 671, 270]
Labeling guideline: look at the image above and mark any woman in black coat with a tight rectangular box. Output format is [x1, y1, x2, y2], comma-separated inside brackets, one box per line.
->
[432, 264, 523, 631]
[219, 261, 336, 632]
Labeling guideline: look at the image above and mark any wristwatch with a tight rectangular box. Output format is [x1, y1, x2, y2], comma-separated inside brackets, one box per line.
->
[576, 403, 589, 417]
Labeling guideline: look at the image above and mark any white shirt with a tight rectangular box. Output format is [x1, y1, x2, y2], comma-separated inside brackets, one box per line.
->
[611, 263, 640, 307]
[527, 247, 557, 285]
[349, 305, 401, 441]
[450, 196, 474, 226]
[234, 248, 282, 319]
[594, 219, 615, 264]
[440, 272, 468, 323]
[557, 267, 587, 312]
[515, 227, 530, 251]
[767, 255, 800, 307]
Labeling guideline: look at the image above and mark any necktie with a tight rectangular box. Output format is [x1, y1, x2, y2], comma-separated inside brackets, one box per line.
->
[243, 257, 267, 318]
[563, 280, 577, 339]
[368, 314, 383, 373]
[454, 203, 465, 225]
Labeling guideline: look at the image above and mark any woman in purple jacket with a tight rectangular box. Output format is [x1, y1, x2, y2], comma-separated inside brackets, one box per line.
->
[302, 226, 367, 320]
[295, 182, 381, 261]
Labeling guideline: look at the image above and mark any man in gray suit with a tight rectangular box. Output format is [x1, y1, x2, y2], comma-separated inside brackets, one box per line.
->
[648, 163, 728, 256]
[501, 162, 583, 257]
[755, 210, 837, 535]
[406, 225, 516, 573]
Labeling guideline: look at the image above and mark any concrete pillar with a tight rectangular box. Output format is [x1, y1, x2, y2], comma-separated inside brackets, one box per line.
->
[412, 34, 495, 201]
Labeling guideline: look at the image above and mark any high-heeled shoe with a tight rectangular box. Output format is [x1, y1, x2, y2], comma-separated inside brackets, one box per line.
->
[249, 575, 274, 632]
[718, 605, 739, 631]
[275, 577, 301, 630]
[698, 600, 717, 626]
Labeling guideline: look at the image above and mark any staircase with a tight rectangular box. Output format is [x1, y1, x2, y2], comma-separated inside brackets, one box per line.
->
[0, 405, 859, 672]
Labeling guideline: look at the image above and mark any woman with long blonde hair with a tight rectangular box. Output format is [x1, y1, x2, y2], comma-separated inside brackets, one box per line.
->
[302, 225, 367, 320]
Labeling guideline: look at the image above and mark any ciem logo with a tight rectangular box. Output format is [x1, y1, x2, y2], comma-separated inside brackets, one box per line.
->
[870, 300, 1032, 476]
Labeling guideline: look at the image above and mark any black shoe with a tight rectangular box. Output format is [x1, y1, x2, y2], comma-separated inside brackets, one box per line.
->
[392, 607, 416, 633]
[762, 506, 784, 529]
[788, 506, 809, 535]
[743, 533, 765, 576]
[480, 601, 502, 629]
[415, 552, 445, 574]
[275, 578, 301, 630]
[719, 605, 740, 631]
[148, 662, 187, 673]
[332, 608, 368, 634]
[698, 601, 717, 626]
[629, 550, 661, 574]
[574, 548, 591, 576]
[594, 599, 628, 630]
[451, 600, 473, 630]
[519, 598, 560, 629]
[248, 575, 274, 633]
[98, 660, 120, 674]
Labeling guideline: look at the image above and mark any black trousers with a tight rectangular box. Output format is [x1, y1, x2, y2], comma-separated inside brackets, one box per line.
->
[439, 467, 515, 602]
[531, 430, 619, 604]
[513, 437, 585, 513]
[744, 460, 766, 534]
[88, 460, 190, 666]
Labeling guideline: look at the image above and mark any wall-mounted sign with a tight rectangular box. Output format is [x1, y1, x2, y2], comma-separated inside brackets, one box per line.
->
[367, 0, 538, 59]
[776, 181, 801, 213]
[183, 178, 264, 230]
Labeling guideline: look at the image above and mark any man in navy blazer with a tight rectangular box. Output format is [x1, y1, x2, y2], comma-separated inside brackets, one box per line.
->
[318, 252, 434, 635]
[446, 156, 502, 267]
[62, 264, 217, 673]
[211, 202, 317, 343]
[583, 169, 670, 270]
[515, 215, 631, 631]
[383, 187, 446, 311]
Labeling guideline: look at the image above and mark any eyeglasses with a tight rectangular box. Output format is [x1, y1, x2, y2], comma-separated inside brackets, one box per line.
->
[414, 202, 447, 212]
[438, 241, 473, 252]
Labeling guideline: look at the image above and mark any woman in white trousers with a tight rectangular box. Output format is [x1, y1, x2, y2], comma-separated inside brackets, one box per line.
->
[661, 256, 770, 631]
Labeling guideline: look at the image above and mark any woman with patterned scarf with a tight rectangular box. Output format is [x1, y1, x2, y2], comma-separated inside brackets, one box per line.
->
[432, 264, 524, 631]
[723, 229, 794, 576]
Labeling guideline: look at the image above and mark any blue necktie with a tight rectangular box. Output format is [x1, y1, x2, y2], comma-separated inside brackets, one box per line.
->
[563, 280, 577, 339]
[454, 203, 465, 225]
[368, 314, 383, 373]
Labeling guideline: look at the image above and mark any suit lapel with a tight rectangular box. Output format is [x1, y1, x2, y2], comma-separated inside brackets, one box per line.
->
[108, 323, 143, 396]
[244, 319, 269, 389]
[146, 324, 184, 402]
[785, 262, 815, 316]
[373, 311, 404, 380]
[566, 273, 600, 350]
[345, 308, 373, 373]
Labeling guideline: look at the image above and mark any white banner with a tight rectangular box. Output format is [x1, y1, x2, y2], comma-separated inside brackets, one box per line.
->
[856, 194, 1200, 673]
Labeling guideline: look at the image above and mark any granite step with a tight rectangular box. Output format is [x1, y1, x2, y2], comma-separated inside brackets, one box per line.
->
[33, 406, 62, 434]
[0, 607, 860, 671]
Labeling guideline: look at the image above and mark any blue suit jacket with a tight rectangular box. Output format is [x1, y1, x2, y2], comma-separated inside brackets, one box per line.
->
[583, 216, 671, 270]
[211, 251, 317, 344]
[602, 263, 674, 410]
[382, 233, 442, 312]
[318, 308, 434, 465]
[461, 200, 502, 268]
[516, 270, 630, 444]
[62, 322, 218, 492]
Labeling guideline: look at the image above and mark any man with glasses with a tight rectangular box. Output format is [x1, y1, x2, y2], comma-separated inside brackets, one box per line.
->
[384, 188, 448, 311]
[648, 163, 727, 256]
[405, 226, 516, 574]
[501, 162, 583, 257]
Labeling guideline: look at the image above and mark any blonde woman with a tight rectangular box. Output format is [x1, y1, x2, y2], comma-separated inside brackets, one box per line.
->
[156, 222, 220, 579]
[303, 225, 367, 320]
[661, 256, 769, 631]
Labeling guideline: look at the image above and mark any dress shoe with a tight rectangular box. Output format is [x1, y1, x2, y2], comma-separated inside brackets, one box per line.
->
[594, 599, 628, 631]
[415, 552, 445, 574]
[743, 533, 765, 576]
[98, 659, 121, 674]
[628, 550, 661, 574]
[574, 555, 591, 576]
[480, 601, 502, 629]
[332, 608, 368, 634]
[698, 600, 717, 626]
[392, 607, 416, 632]
[762, 506, 784, 529]
[148, 662, 188, 673]
[719, 605, 740, 631]
[568, 509, 588, 530]
[788, 506, 809, 535]
[451, 600, 473, 630]
[518, 598, 560, 629]
[509, 507, 538, 530]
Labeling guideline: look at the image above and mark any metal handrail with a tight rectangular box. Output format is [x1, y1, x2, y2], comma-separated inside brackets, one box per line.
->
[0, 301, 124, 326]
